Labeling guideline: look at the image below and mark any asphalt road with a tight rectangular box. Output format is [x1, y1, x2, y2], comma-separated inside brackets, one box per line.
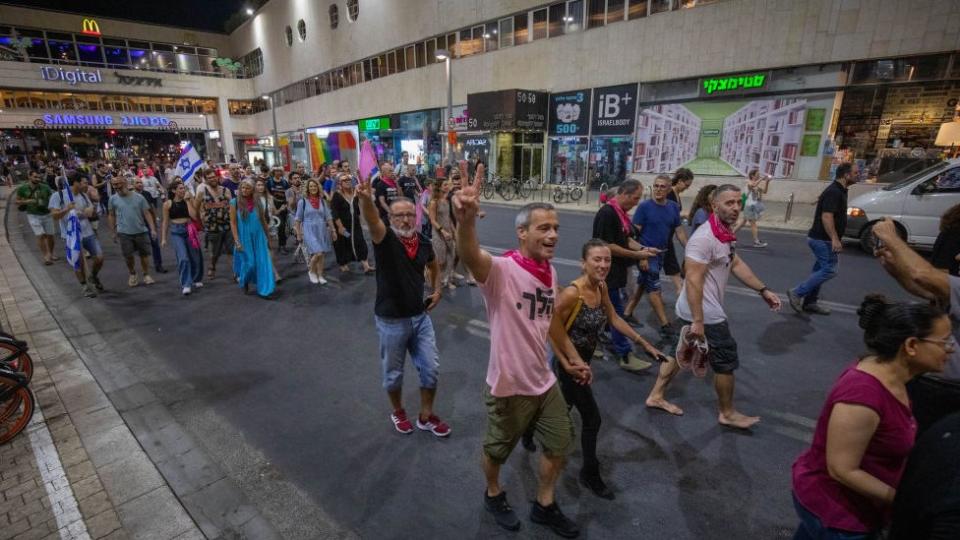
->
[10, 201, 912, 539]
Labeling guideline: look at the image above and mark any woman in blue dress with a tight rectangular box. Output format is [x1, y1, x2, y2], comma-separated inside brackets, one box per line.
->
[229, 180, 276, 297]
[294, 178, 336, 285]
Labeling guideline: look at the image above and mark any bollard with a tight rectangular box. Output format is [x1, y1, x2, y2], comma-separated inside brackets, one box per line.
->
[784, 192, 795, 223]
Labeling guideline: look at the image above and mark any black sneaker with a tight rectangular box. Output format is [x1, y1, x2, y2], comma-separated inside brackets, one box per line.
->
[623, 314, 643, 328]
[90, 274, 104, 292]
[659, 324, 676, 340]
[579, 470, 615, 500]
[484, 491, 521, 532]
[530, 500, 580, 538]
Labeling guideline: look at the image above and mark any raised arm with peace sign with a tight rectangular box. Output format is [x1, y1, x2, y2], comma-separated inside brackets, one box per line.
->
[454, 163, 492, 283]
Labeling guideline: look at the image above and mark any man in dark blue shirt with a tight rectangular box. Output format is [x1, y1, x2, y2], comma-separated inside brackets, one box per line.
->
[788, 163, 858, 315]
[625, 175, 688, 340]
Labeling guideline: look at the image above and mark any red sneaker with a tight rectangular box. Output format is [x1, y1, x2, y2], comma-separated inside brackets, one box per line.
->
[416, 414, 451, 438]
[391, 409, 414, 434]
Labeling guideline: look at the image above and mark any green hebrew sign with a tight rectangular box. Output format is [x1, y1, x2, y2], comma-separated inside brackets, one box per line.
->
[701, 73, 766, 95]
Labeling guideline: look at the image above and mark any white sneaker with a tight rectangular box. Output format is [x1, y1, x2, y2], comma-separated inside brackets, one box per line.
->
[317, 276, 328, 285]
[193, 282, 204, 288]
[181, 287, 191, 295]
[308, 270, 319, 284]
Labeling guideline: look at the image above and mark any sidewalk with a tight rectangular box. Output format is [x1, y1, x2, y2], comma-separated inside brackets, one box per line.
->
[484, 187, 816, 233]
[0, 186, 203, 540]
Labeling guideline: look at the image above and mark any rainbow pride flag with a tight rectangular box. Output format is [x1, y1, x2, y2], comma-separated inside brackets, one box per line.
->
[308, 133, 331, 167]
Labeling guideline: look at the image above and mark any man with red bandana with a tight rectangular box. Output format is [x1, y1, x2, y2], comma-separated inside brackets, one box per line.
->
[357, 178, 449, 438]
[456, 164, 589, 538]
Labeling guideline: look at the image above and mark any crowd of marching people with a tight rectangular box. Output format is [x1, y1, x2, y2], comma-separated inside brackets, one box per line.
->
[5, 150, 960, 539]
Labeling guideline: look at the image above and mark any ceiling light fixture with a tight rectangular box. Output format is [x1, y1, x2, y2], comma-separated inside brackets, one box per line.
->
[245, 7, 254, 15]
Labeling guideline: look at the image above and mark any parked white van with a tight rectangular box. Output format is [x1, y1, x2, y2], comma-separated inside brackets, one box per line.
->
[845, 159, 960, 252]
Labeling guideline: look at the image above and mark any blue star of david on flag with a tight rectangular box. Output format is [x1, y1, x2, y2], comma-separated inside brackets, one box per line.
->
[173, 143, 204, 189]
[62, 188, 82, 271]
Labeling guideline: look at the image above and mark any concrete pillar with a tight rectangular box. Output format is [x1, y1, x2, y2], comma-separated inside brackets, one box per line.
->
[217, 96, 237, 161]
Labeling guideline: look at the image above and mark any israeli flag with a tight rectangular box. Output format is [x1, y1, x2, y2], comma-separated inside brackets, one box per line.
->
[62, 187, 82, 271]
[173, 143, 204, 189]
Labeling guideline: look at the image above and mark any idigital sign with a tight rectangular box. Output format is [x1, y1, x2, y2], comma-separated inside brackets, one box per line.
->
[40, 66, 103, 86]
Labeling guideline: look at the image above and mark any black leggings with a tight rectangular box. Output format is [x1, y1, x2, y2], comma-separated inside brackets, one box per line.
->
[556, 358, 602, 473]
[276, 207, 289, 249]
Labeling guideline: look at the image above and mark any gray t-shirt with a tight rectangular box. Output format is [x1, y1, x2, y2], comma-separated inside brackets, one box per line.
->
[48, 189, 95, 239]
[676, 223, 732, 324]
[108, 192, 150, 235]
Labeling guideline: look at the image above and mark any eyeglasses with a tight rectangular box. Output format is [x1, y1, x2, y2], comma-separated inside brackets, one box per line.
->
[919, 336, 957, 353]
[390, 212, 416, 219]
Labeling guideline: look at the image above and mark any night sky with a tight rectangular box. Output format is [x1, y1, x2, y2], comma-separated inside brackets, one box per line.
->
[2, 0, 250, 33]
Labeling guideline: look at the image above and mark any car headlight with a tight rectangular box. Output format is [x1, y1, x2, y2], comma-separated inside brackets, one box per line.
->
[847, 207, 865, 217]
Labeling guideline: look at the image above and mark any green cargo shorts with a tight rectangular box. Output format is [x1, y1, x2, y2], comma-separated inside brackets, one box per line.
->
[483, 383, 574, 464]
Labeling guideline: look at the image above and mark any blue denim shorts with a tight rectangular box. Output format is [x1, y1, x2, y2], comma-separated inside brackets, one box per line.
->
[637, 254, 662, 292]
[375, 313, 439, 391]
[81, 235, 103, 258]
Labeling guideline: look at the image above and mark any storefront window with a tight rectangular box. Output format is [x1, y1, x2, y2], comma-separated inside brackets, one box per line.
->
[650, 0, 672, 14]
[548, 137, 588, 184]
[590, 137, 633, 187]
[102, 47, 127, 68]
[607, 0, 626, 22]
[75, 43, 104, 66]
[628, 0, 648, 19]
[850, 54, 950, 84]
[499, 18, 514, 48]
[588, 0, 606, 28]
[46, 34, 77, 64]
[532, 9, 548, 40]
[514, 13, 529, 44]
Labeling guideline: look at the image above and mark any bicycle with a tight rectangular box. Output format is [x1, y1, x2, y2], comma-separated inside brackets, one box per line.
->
[0, 331, 33, 384]
[552, 182, 584, 204]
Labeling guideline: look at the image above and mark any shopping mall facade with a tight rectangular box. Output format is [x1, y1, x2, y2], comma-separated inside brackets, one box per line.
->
[0, 0, 957, 184]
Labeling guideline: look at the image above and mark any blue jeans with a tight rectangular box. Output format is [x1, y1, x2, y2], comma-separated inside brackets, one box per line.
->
[169, 223, 204, 288]
[607, 286, 632, 356]
[375, 313, 439, 392]
[150, 232, 163, 270]
[792, 494, 873, 540]
[793, 238, 838, 306]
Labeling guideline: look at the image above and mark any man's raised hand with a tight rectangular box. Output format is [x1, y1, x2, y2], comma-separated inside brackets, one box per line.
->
[453, 163, 484, 222]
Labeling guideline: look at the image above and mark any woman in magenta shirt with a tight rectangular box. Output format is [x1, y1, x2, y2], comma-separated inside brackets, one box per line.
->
[792, 294, 953, 539]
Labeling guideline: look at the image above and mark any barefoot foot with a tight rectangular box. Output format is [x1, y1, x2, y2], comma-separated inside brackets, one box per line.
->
[645, 397, 683, 416]
[718, 411, 760, 429]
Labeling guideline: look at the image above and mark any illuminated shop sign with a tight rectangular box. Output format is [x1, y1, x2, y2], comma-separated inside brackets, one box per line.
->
[701, 73, 767, 95]
[549, 89, 591, 136]
[81, 18, 102, 36]
[40, 66, 103, 85]
[36, 114, 176, 128]
[358, 116, 392, 131]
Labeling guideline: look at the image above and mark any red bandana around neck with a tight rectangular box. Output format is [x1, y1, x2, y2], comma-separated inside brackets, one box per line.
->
[709, 213, 737, 243]
[504, 250, 553, 288]
[308, 196, 321, 210]
[607, 199, 632, 235]
[244, 198, 254, 212]
[398, 232, 419, 260]
[382, 176, 398, 189]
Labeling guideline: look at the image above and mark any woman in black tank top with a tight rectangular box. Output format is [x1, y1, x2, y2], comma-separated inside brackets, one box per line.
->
[161, 181, 204, 295]
[541, 239, 670, 500]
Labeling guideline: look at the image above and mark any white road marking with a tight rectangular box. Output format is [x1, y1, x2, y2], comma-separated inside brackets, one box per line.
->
[479, 244, 860, 314]
[27, 406, 91, 540]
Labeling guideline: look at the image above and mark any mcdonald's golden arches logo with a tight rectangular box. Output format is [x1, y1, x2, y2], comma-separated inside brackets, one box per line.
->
[81, 18, 101, 36]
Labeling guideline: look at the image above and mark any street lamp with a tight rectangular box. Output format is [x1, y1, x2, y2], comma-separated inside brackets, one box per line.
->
[435, 48, 452, 169]
[263, 95, 282, 167]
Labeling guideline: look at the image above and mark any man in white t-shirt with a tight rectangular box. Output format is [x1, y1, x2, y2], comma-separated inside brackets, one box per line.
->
[48, 174, 105, 298]
[646, 184, 781, 429]
[456, 164, 589, 538]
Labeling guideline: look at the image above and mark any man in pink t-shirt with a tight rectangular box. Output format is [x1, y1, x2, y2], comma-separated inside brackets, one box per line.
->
[455, 164, 590, 538]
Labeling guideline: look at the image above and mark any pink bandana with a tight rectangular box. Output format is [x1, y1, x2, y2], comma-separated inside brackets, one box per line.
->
[709, 213, 737, 243]
[607, 199, 632, 235]
[504, 250, 553, 288]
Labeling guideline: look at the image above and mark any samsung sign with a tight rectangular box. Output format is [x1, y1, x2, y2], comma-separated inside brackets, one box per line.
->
[39, 114, 174, 127]
[40, 66, 103, 85]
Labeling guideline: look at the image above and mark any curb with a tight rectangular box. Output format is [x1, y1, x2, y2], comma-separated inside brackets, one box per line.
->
[1, 186, 284, 540]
